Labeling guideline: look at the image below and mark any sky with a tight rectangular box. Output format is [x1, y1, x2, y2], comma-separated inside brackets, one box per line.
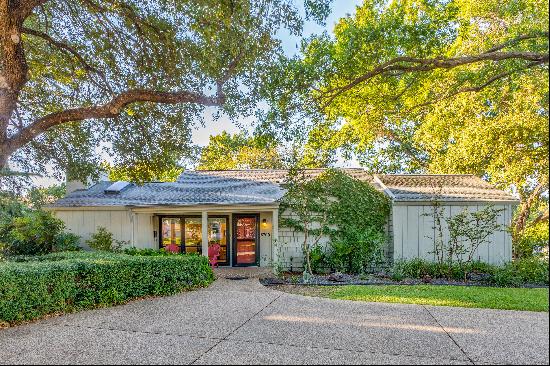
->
[34, 1, 364, 187]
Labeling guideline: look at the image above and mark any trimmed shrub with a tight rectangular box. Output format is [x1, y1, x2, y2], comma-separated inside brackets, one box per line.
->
[123, 247, 175, 256]
[0, 251, 214, 324]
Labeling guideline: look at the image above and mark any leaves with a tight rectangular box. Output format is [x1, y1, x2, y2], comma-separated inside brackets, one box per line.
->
[198, 131, 284, 170]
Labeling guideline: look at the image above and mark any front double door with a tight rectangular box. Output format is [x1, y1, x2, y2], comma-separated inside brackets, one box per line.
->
[160, 216, 229, 266]
[160, 214, 260, 266]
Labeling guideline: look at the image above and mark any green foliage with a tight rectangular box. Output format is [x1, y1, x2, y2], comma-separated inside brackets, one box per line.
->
[492, 258, 549, 287]
[327, 228, 387, 274]
[8, 0, 332, 181]
[309, 245, 327, 274]
[514, 221, 549, 259]
[391, 258, 549, 287]
[25, 184, 66, 209]
[0, 210, 77, 256]
[86, 227, 128, 252]
[280, 169, 391, 274]
[198, 132, 284, 170]
[425, 201, 504, 278]
[0, 251, 214, 324]
[123, 247, 173, 256]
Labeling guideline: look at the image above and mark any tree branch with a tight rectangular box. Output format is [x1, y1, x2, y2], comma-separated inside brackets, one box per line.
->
[22, 27, 100, 75]
[7, 89, 224, 153]
[407, 60, 544, 111]
[319, 49, 549, 107]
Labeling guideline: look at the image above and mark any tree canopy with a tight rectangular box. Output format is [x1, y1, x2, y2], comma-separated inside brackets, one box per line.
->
[198, 131, 284, 170]
[263, 0, 549, 248]
[0, 0, 332, 185]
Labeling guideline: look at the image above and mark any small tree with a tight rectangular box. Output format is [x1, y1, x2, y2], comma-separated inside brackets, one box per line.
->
[86, 227, 127, 252]
[426, 201, 504, 279]
[280, 168, 329, 279]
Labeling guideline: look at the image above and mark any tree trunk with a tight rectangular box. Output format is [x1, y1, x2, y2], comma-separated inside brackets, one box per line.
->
[1, 0, 29, 170]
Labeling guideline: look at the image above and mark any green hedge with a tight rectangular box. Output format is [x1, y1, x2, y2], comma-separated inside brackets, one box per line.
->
[0, 251, 214, 324]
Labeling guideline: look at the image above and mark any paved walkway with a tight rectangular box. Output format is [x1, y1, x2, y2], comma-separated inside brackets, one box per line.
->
[0, 277, 548, 365]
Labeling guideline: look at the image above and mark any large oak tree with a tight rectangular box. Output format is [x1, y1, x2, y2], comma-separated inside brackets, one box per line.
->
[0, 0, 331, 183]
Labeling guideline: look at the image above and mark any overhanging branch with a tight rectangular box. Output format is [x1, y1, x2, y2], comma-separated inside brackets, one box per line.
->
[7, 89, 224, 154]
[319, 48, 549, 107]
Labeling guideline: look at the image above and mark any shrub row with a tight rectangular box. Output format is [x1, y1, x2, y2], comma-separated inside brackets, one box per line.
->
[0, 251, 214, 324]
[391, 257, 549, 287]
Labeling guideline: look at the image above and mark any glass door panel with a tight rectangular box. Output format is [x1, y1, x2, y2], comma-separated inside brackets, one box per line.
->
[208, 218, 228, 265]
[161, 217, 182, 253]
[234, 216, 257, 265]
[184, 218, 202, 254]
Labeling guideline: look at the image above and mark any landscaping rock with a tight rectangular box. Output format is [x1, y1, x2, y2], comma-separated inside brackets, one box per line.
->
[328, 272, 347, 282]
[468, 272, 492, 282]
[262, 278, 286, 286]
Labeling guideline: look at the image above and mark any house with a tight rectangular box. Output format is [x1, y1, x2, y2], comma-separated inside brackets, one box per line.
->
[49, 169, 519, 267]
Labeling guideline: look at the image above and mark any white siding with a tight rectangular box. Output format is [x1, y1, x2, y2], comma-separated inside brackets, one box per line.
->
[391, 203, 513, 265]
[53, 209, 133, 248]
[259, 212, 273, 266]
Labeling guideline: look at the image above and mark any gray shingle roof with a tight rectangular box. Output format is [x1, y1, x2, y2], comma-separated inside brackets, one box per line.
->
[50, 170, 518, 208]
[51, 172, 285, 207]
[376, 174, 519, 202]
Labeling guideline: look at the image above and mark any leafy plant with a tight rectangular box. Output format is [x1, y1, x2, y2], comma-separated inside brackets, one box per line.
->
[425, 201, 504, 279]
[86, 227, 128, 252]
[280, 169, 391, 275]
[53, 232, 81, 253]
[390, 258, 549, 287]
[0, 210, 66, 256]
[269, 239, 286, 279]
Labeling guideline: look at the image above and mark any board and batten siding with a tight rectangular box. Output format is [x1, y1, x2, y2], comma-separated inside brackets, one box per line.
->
[52, 209, 155, 249]
[390, 203, 514, 265]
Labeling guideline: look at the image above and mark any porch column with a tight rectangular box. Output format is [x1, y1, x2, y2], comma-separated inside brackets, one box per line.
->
[271, 208, 279, 263]
[201, 211, 208, 258]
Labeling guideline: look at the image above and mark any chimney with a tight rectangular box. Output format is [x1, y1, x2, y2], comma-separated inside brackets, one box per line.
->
[65, 170, 109, 195]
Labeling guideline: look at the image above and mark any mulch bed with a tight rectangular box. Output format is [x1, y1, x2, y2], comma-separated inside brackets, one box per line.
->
[259, 272, 549, 288]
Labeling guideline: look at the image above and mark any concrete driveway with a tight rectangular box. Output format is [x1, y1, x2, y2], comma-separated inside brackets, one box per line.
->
[0, 278, 548, 365]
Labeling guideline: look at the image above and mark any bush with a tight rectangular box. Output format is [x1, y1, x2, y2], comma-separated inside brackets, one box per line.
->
[514, 222, 549, 259]
[0, 210, 71, 256]
[0, 251, 214, 324]
[309, 245, 328, 274]
[390, 258, 549, 287]
[492, 258, 549, 287]
[86, 226, 127, 251]
[53, 232, 81, 252]
[326, 228, 386, 274]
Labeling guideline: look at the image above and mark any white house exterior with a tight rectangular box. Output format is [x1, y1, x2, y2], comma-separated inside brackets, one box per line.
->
[49, 169, 519, 268]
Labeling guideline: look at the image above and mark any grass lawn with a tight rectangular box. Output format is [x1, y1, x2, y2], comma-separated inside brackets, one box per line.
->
[278, 285, 549, 312]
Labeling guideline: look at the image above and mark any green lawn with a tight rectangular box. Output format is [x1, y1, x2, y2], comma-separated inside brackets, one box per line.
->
[326, 285, 549, 312]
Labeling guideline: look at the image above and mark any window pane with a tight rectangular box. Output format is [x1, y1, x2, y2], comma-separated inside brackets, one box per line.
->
[184, 218, 202, 254]
[161, 218, 181, 253]
[208, 218, 227, 263]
